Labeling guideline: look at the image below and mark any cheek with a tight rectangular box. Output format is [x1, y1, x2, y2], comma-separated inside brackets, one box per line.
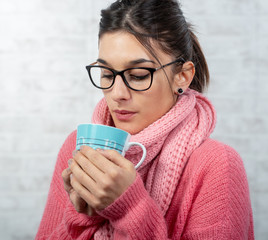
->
[102, 91, 112, 106]
[149, 77, 174, 104]
[138, 83, 174, 119]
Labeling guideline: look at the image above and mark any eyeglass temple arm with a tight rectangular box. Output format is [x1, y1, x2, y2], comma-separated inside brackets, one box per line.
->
[155, 58, 185, 71]
[89, 61, 98, 66]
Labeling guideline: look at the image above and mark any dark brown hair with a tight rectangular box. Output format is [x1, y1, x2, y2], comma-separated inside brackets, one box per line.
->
[99, 0, 209, 93]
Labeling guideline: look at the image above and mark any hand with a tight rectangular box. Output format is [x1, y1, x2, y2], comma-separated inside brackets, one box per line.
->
[62, 165, 96, 216]
[68, 146, 136, 211]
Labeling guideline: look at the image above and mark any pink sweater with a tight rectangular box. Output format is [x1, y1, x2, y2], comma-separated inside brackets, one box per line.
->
[36, 131, 254, 239]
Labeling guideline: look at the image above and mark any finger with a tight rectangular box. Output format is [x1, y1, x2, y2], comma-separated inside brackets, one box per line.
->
[97, 149, 135, 170]
[71, 151, 125, 207]
[79, 148, 136, 197]
[97, 149, 136, 193]
[62, 166, 72, 193]
[70, 173, 101, 210]
[75, 147, 118, 179]
[72, 149, 136, 210]
[69, 158, 106, 202]
[79, 146, 121, 172]
[86, 206, 97, 216]
[73, 150, 105, 175]
[71, 152, 105, 185]
[69, 189, 87, 213]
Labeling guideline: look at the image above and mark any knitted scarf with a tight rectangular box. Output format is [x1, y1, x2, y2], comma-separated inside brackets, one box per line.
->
[92, 89, 216, 238]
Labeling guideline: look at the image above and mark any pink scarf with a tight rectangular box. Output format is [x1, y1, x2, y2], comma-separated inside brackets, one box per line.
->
[92, 89, 216, 238]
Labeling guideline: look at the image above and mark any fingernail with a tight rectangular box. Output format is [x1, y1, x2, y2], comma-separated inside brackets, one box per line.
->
[80, 145, 85, 151]
[68, 159, 72, 167]
[70, 174, 73, 180]
[72, 150, 78, 156]
[96, 148, 104, 152]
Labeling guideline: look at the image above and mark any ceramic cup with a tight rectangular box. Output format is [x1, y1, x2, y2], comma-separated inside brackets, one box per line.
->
[76, 124, 146, 169]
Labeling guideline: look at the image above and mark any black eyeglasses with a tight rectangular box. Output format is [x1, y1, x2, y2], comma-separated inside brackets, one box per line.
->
[85, 57, 185, 91]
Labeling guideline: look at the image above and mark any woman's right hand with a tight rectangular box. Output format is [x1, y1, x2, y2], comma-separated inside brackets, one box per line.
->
[62, 163, 96, 216]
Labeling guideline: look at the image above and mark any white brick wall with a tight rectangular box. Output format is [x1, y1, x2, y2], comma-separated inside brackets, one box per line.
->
[0, 0, 267, 239]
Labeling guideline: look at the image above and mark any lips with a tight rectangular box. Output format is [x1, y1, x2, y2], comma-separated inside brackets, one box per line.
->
[113, 109, 137, 121]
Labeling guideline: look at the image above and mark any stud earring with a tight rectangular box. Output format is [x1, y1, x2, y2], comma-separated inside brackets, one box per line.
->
[177, 88, 184, 95]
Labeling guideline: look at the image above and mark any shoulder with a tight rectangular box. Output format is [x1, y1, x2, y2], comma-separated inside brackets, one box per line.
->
[191, 138, 242, 166]
[187, 138, 247, 181]
[183, 138, 250, 212]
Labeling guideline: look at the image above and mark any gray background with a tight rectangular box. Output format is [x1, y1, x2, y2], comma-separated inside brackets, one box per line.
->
[0, 0, 267, 239]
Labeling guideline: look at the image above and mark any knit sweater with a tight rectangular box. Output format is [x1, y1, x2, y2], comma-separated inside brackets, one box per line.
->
[36, 90, 254, 239]
[36, 132, 254, 239]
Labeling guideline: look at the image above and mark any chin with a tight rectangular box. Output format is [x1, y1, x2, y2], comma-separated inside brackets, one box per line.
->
[114, 122, 142, 135]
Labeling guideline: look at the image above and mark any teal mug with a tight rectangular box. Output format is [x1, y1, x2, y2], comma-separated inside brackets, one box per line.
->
[76, 124, 146, 169]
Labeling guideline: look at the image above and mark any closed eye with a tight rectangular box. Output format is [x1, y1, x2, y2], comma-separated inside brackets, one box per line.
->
[101, 73, 114, 79]
[100, 69, 114, 80]
[129, 73, 150, 81]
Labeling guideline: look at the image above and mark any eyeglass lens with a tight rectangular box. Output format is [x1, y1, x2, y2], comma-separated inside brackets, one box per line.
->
[89, 66, 152, 91]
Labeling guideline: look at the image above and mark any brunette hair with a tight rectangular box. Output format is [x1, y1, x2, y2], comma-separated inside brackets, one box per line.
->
[99, 0, 209, 93]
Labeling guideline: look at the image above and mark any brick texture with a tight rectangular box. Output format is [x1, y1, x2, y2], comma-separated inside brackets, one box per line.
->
[0, 0, 267, 239]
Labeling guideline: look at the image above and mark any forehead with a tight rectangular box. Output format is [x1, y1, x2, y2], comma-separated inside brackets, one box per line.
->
[98, 31, 170, 65]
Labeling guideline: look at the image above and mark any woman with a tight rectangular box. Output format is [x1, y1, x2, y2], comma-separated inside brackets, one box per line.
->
[36, 0, 254, 239]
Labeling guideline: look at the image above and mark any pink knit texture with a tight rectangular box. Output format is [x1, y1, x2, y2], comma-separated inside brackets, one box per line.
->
[92, 89, 216, 215]
[35, 89, 254, 239]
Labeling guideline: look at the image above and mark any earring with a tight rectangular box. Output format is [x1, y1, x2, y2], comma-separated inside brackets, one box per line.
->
[177, 88, 184, 95]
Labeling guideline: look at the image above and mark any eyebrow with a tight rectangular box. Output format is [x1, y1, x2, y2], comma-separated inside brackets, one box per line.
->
[96, 58, 156, 66]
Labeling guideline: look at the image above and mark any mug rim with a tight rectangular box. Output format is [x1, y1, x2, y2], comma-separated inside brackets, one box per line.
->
[77, 123, 130, 136]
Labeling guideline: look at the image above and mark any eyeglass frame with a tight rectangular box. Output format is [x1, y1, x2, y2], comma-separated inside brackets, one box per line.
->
[85, 57, 186, 92]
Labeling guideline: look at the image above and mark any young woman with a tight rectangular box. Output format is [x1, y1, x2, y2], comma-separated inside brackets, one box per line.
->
[36, 0, 254, 239]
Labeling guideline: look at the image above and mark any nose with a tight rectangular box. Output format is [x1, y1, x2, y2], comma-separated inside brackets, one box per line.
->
[110, 74, 131, 102]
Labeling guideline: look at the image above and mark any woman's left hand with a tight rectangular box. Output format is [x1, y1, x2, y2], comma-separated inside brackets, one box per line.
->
[68, 146, 136, 212]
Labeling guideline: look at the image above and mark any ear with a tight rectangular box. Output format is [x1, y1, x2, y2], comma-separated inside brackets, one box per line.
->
[172, 61, 195, 93]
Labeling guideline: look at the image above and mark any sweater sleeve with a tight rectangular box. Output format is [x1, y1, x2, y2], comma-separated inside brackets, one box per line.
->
[35, 131, 106, 240]
[97, 173, 170, 239]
